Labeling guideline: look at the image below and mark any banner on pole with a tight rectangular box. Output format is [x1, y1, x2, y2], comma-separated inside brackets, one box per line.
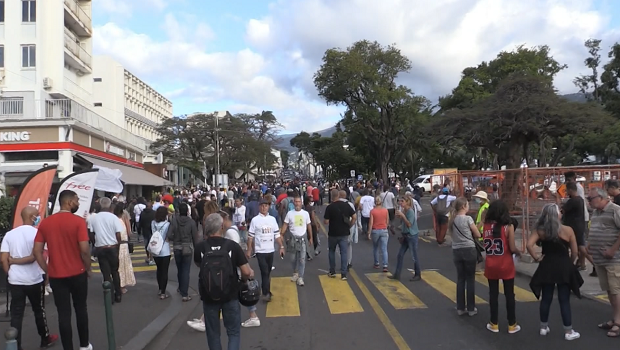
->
[10, 166, 57, 228]
[51, 169, 99, 218]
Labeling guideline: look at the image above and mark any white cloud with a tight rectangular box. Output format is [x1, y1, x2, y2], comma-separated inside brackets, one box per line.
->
[94, 0, 619, 133]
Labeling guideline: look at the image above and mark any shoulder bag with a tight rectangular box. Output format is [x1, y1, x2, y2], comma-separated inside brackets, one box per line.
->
[453, 221, 484, 263]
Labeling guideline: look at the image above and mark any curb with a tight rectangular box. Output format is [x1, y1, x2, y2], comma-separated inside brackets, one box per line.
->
[122, 279, 183, 350]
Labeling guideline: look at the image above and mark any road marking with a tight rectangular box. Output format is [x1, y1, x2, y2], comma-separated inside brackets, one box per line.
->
[318, 269, 330, 274]
[474, 275, 537, 302]
[92, 265, 156, 273]
[596, 294, 610, 303]
[420, 237, 431, 243]
[319, 275, 364, 314]
[422, 270, 487, 304]
[92, 257, 149, 266]
[366, 273, 427, 309]
[265, 277, 301, 317]
[350, 269, 412, 350]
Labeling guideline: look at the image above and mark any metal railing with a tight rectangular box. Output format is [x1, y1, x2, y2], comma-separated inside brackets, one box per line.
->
[63, 29, 92, 68]
[64, 0, 92, 32]
[0, 99, 146, 151]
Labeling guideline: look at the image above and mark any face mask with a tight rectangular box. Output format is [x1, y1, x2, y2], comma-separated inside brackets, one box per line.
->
[33, 216, 41, 226]
[474, 198, 481, 204]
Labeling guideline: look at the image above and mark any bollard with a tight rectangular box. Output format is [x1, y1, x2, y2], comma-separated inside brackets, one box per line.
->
[4, 327, 17, 350]
[102, 281, 116, 350]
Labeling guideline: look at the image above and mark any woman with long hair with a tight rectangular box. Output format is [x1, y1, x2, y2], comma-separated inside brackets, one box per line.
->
[527, 203, 581, 340]
[483, 200, 521, 334]
[449, 197, 481, 316]
[368, 195, 390, 272]
[151, 206, 172, 299]
[113, 204, 136, 294]
[389, 196, 421, 281]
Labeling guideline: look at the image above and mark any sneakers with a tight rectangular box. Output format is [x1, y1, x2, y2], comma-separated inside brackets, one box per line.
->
[508, 324, 521, 334]
[564, 330, 580, 340]
[341, 275, 347, 281]
[327, 272, 336, 278]
[486, 323, 499, 333]
[540, 326, 550, 336]
[187, 319, 205, 332]
[40, 334, 58, 348]
[468, 308, 478, 316]
[241, 317, 261, 328]
[291, 273, 299, 282]
[79, 344, 93, 350]
[297, 278, 305, 286]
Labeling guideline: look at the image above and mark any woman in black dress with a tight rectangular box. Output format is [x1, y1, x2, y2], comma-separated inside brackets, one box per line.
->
[527, 203, 582, 341]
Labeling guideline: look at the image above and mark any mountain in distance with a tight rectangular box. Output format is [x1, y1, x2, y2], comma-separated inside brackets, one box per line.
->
[275, 126, 337, 152]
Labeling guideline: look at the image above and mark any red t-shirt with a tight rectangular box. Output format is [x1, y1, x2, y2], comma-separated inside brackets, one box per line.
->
[312, 188, 320, 202]
[483, 222, 515, 280]
[35, 212, 89, 278]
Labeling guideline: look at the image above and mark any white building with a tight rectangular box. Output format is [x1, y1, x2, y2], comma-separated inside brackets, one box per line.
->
[0, 0, 170, 197]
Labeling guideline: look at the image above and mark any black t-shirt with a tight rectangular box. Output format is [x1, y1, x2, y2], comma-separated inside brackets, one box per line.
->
[324, 200, 355, 237]
[193, 236, 248, 302]
[562, 196, 585, 234]
[614, 194, 620, 206]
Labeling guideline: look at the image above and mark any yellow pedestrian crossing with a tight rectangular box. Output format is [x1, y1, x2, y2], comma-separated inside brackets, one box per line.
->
[91, 244, 158, 273]
[365, 273, 426, 309]
[412, 270, 488, 304]
[319, 275, 365, 314]
[265, 277, 300, 317]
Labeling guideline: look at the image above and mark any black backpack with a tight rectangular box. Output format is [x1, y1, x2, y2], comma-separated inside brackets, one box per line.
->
[200, 240, 236, 301]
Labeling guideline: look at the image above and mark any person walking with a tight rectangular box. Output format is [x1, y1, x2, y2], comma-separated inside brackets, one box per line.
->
[483, 200, 521, 334]
[527, 203, 581, 340]
[151, 206, 172, 299]
[281, 196, 312, 286]
[389, 196, 421, 281]
[34, 190, 92, 350]
[169, 203, 198, 301]
[196, 213, 254, 350]
[324, 189, 356, 280]
[449, 197, 481, 316]
[368, 195, 389, 272]
[113, 204, 135, 294]
[1, 206, 58, 350]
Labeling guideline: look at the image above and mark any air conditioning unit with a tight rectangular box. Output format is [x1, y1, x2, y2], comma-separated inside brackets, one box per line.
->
[43, 77, 53, 89]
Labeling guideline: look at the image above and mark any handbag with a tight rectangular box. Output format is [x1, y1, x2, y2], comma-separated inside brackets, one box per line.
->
[453, 222, 484, 263]
[181, 243, 193, 256]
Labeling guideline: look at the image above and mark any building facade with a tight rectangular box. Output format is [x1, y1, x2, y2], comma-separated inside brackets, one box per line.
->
[0, 0, 170, 198]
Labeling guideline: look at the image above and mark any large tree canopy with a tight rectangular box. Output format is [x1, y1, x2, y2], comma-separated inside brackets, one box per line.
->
[313, 40, 430, 181]
[151, 111, 280, 182]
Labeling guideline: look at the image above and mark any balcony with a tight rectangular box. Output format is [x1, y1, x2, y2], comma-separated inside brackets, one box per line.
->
[0, 98, 146, 151]
[63, 0, 92, 37]
[64, 29, 91, 73]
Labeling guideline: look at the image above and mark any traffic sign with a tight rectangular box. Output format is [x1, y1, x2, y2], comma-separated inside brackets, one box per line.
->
[350, 170, 355, 177]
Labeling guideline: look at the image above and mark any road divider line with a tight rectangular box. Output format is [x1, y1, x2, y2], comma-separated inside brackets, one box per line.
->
[474, 275, 537, 302]
[319, 275, 364, 314]
[422, 270, 487, 304]
[366, 273, 427, 309]
[266, 277, 301, 317]
[350, 269, 412, 350]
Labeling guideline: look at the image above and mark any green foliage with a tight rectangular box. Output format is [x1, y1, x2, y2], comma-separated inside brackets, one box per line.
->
[151, 111, 281, 180]
[280, 150, 290, 169]
[0, 196, 15, 233]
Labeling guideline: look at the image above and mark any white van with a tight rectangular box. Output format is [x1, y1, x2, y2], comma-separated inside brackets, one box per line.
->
[412, 175, 432, 193]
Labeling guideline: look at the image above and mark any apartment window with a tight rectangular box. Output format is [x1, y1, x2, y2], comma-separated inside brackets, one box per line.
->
[94, 78, 102, 82]
[0, 1, 5, 22]
[0, 46, 4, 68]
[22, 0, 35, 22]
[21, 45, 35, 68]
[94, 103, 102, 107]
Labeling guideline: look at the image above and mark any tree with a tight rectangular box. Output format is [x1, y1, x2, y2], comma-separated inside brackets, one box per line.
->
[151, 111, 281, 181]
[313, 40, 430, 181]
[574, 39, 602, 102]
[290, 131, 321, 173]
[280, 150, 290, 169]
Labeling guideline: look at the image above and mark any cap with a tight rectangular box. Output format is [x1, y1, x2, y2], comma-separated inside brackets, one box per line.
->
[441, 187, 449, 194]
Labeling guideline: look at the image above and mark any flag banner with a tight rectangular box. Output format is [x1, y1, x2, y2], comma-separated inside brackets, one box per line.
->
[10, 165, 57, 228]
[51, 169, 100, 218]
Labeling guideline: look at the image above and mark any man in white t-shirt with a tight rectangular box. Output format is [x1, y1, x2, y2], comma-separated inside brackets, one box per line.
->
[359, 190, 375, 235]
[0, 206, 58, 349]
[281, 196, 312, 286]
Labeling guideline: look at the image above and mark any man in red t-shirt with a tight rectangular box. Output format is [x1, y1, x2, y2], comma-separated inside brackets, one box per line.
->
[34, 190, 92, 350]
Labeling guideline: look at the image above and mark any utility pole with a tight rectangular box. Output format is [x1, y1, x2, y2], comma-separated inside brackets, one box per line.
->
[215, 113, 220, 177]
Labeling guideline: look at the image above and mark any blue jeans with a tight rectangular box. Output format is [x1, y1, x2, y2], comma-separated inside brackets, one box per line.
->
[328, 236, 349, 275]
[371, 229, 389, 267]
[203, 299, 241, 350]
[292, 237, 307, 278]
[540, 283, 572, 329]
[393, 234, 421, 279]
[173, 250, 192, 297]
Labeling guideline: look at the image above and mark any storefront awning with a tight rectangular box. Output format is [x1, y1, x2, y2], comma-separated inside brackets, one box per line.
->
[78, 154, 171, 187]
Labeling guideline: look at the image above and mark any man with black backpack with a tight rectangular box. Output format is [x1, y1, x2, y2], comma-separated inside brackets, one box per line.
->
[194, 213, 254, 350]
[431, 187, 456, 245]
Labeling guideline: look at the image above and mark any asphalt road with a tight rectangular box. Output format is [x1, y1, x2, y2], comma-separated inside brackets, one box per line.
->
[144, 199, 617, 350]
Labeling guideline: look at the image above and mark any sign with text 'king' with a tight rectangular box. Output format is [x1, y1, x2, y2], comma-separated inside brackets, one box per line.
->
[52, 169, 99, 218]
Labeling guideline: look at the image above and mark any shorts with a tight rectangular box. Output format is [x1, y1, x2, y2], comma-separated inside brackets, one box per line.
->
[596, 264, 620, 295]
[388, 209, 395, 221]
[574, 229, 585, 247]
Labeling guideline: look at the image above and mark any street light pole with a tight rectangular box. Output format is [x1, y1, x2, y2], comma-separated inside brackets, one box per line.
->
[215, 114, 220, 177]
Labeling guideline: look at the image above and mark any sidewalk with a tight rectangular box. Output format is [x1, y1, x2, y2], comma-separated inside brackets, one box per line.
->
[0, 277, 181, 350]
[421, 228, 608, 303]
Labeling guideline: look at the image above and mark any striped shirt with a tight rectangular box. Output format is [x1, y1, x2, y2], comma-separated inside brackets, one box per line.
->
[589, 201, 620, 265]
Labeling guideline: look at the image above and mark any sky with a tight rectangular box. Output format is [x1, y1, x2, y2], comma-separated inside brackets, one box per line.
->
[92, 0, 620, 134]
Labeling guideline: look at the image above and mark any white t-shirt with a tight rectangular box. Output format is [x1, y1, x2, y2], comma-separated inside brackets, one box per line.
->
[233, 205, 246, 226]
[225, 225, 241, 244]
[0, 225, 43, 285]
[360, 195, 375, 217]
[133, 203, 146, 222]
[248, 214, 280, 254]
[431, 195, 457, 217]
[90, 211, 123, 247]
[382, 192, 396, 210]
[284, 209, 311, 237]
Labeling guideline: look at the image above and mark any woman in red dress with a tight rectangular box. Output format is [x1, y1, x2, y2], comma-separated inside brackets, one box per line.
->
[483, 200, 521, 334]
